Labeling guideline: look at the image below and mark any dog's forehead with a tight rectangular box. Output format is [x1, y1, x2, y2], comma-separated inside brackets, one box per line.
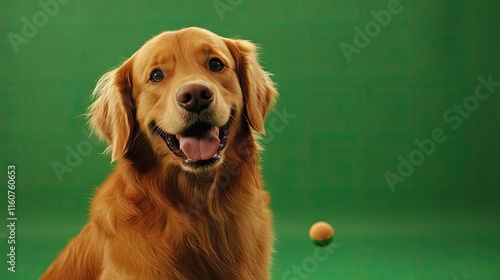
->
[133, 28, 234, 71]
[144, 28, 228, 54]
[176, 27, 226, 43]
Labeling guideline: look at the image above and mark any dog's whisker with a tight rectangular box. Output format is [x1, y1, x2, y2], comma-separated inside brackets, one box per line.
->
[130, 132, 151, 156]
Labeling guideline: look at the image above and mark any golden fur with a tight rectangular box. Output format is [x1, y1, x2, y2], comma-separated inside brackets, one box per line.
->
[40, 27, 277, 280]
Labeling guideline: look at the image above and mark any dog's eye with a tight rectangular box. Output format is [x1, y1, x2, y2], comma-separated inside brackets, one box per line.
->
[208, 58, 225, 72]
[149, 69, 164, 82]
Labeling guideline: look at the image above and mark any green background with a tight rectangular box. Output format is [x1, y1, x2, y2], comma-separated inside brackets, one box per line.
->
[1, 0, 499, 279]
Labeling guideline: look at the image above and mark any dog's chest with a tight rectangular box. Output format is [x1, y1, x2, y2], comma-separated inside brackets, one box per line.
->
[172, 215, 257, 277]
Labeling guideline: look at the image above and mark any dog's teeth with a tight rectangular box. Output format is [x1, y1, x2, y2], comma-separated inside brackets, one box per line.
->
[176, 135, 181, 140]
[214, 127, 219, 135]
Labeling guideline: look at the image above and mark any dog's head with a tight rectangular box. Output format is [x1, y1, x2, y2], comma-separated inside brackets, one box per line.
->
[88, 27, 277, 172]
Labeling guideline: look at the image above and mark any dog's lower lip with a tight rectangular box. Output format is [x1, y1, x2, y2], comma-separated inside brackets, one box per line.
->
[183, 153, 221, 167]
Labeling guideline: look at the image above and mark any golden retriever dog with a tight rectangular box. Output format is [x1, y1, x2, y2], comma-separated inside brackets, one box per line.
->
[40, 27, 277, 280]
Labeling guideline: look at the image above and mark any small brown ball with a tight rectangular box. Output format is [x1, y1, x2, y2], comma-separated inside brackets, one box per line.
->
[309, 221, 334, 247]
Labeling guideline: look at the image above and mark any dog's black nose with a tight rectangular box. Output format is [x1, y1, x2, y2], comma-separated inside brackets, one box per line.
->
[176, 83, 214, 113]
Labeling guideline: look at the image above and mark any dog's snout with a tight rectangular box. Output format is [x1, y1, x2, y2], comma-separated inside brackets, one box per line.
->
[176, 83, 214, 112]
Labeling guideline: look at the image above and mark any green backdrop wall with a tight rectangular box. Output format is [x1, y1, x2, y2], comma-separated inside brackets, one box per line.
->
[1, 0, 499, 279]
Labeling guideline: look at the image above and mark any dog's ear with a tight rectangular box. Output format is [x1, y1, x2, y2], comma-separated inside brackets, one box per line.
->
[225, 39, 277, 134]
[88, 59, 134, 161]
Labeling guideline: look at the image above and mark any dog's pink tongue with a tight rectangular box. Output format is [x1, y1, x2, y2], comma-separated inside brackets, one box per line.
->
[179, 130, 220, 161]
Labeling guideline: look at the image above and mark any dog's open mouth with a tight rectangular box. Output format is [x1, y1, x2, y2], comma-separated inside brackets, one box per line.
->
[153, 122, 229, 168]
